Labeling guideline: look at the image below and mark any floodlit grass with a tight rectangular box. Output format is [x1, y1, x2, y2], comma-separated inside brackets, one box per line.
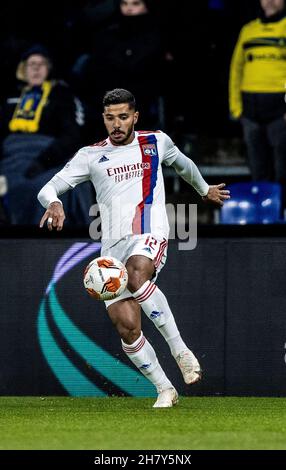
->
[0, 397, 286, 449]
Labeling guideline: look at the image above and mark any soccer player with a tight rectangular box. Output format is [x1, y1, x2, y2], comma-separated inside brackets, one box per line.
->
[38, 89, 230, 407]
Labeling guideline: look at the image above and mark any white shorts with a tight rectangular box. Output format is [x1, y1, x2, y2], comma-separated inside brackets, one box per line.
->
[102, 234, 168, 307]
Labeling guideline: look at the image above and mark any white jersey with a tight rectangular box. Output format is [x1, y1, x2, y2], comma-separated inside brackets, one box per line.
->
[55, 131, 179, 249]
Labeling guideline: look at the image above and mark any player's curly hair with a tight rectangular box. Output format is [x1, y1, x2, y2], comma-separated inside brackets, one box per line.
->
[103, 88, 136, 110]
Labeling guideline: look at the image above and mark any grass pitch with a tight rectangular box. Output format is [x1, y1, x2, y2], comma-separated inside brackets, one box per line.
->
[0, 396, 286, 450]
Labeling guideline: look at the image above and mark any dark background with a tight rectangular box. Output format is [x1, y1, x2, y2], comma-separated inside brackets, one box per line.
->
[1, 233, 286, 397]
[0, 0, 262, 137]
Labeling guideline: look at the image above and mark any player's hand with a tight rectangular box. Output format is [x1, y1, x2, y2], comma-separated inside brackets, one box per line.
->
[202, 183, 230, 207]
[39, 201, 66, 231]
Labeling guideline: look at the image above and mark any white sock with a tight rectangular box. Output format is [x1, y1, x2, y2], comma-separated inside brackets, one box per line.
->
[133, 281, 188, 358]
[121, 331, 173, 393]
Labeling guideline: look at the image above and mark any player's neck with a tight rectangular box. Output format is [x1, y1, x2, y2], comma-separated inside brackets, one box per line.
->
[124, 131, 136, 145]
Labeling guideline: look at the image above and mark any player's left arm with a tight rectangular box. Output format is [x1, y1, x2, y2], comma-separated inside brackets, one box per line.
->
[202, 183, 230, 207]
[161, 132, 230, 206]
[168, 151, 230, 206]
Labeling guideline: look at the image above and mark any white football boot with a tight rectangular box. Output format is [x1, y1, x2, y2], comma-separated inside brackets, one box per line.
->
[176, 350, 202, 385]
[153, 387, 179, 408]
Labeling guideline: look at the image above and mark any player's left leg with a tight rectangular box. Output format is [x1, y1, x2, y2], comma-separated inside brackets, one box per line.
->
[126, 254, 201, 385]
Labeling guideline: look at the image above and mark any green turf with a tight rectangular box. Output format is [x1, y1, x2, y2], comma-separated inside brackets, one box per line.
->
[0, 397, 286, 449]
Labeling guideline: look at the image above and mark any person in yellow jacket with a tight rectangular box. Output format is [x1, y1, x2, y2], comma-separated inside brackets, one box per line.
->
[229, 0, 286, 186]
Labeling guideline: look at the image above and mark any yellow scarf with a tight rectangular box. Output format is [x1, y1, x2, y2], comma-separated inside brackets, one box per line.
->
[9, 80, 52, 133]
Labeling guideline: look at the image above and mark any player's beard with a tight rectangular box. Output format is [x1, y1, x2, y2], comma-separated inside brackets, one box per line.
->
[110, 124, 134, 145]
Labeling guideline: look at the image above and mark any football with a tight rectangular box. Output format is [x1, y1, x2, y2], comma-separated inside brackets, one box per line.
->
[83, 256, 128, 300]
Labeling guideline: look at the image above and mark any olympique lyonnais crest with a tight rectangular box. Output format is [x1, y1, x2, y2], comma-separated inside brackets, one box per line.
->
[142, 144, 157, 156]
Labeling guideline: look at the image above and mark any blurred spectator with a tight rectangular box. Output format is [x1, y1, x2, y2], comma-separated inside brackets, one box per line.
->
[229, 0, 286, 186]
[0, 44, 93, 225]
[0, 175, 8, 225]
[71, 0, 172, 139]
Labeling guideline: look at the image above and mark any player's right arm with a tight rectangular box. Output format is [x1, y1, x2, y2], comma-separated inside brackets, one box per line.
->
[38, 180, 68, 231]
[38, 149, 90, 230]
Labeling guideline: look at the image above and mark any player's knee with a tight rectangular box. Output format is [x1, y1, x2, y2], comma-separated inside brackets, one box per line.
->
[127, 267, 154, 293]
[119, 325, 141, 344]
[127, 274, 146, 293]
[126, 256, 155, 293]
[110, 312, 141, 344]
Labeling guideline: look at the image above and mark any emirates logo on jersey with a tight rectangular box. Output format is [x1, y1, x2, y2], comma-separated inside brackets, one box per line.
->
[107, 162, 150, 177]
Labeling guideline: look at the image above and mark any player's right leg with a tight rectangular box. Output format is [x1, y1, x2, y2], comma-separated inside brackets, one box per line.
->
[107, 297, 178, 408]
